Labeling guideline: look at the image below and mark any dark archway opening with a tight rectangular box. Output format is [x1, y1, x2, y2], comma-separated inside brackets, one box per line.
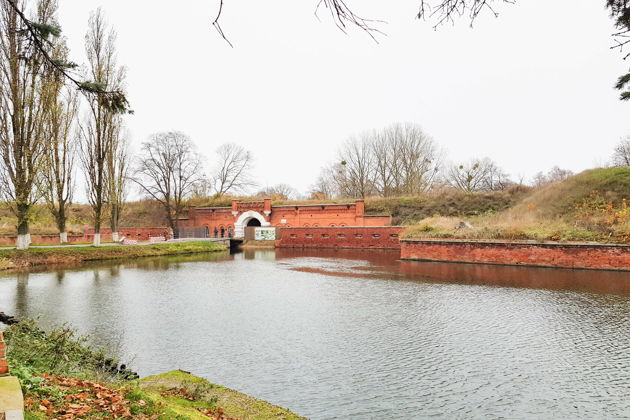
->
[247, 218, 262, 227]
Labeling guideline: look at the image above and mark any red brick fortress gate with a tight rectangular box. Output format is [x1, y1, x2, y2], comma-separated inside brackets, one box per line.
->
[179, 199, 392, 239]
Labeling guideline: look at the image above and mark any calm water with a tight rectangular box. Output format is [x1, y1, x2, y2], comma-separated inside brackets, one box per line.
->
[1, 248, 630, 419]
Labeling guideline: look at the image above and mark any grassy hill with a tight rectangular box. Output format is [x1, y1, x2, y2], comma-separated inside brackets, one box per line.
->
[3, 167, 629, 244]
[513, 166, 630, 216]
[405, 167, 630, 243]
[364, 188, 528, 225]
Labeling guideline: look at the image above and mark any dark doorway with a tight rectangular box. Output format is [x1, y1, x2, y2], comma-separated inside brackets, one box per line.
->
[247, 218, 262, 227]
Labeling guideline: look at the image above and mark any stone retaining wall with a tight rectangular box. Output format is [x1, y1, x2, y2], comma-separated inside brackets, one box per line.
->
[401, 239, 630, 271]
[276, 227, 405, 249]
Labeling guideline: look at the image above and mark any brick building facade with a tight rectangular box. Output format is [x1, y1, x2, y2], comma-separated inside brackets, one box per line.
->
[179, 199, 391, 238]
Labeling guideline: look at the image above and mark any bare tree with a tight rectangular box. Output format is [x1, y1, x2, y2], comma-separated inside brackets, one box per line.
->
[79, 8, 126, 246]
[447, 157, 509, 192]
[0, 0, 57, 249]
[211, 143, 254, 196]
[383, 122, 439, 195]
[331, 137, 375, 199]
[314, 122, 439, 199]
[133, 131, 201, 234]
[612, 137, 630, 166]
[190, 174, 213, 198]
[107, 126, 128, 242]
[532, 166, 574, 187]
[256, 184, 297, 200]
[42, 83, 78, 244]
[483, 161, 511, 191]
[310, 165, 338, 199]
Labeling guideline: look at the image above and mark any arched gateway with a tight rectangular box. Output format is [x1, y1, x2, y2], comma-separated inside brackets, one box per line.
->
[234, 210, 270, 238]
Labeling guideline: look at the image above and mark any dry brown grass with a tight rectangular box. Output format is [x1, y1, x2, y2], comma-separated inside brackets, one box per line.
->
[404, 168, 630, 244]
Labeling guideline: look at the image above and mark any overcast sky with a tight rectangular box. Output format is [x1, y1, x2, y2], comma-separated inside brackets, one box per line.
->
[57, 0, 630, 196]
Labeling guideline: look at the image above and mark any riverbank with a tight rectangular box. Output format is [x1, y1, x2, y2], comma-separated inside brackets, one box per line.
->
[1, 319, 305, 419]
[0, 241, 227, 271]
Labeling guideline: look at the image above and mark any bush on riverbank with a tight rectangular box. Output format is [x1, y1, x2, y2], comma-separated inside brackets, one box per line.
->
[0, 241, 227, 271]
[5, 320, 127, 382]
[4, 319, 305, 419]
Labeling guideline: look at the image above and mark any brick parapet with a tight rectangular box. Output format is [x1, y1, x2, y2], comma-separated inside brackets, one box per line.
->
[84, 227, 172, 241]
[276, 226, 405, 249]
[400, 239, 630, 271]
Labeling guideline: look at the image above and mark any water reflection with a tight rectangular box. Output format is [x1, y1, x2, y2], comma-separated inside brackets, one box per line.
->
[276, 248, 630, 294]
[0, 249, 629, 419]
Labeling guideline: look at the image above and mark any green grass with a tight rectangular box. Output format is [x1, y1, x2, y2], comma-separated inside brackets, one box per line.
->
[517, 167, 630, 217]
[138, 370, 306, 420]
[5, 320, 117, 380]
[0, 241, 227, 270]
[364, 188, 528, 225]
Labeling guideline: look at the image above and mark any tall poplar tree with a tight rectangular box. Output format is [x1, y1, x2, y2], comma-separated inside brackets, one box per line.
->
[41, 38, 77, 244]
[79, 8, 126, 246]
[0, 0, 59, 249]
[107, 125, 128, 242]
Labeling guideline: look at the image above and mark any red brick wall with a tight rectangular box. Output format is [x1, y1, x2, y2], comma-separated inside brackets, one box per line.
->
[270, 204, 361, 227]
[179, 208, 236, 231]
[401, 239, 630, 271]
[0, 331, 8, 376]
[0, 235, 89, 246]
[179, 200, 392, 230]
[0, 227, 171, 246]
[276, 227, 405, 249]
[84, 227, 172, 241]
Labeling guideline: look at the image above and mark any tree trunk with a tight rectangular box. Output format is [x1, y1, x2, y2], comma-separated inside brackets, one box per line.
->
[93, 208, 101, 246]
[110, 205, 119, 243]
[165, 205, 176, 238]
[16, 206, 30, 250]
[16, 222, 29, 250]
[58, 217, 68, 244]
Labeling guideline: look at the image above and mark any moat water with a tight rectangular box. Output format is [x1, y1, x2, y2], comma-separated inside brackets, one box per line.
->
[1, 248, 630, 419]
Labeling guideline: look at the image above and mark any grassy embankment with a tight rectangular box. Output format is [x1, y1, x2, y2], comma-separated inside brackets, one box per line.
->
[403, 167, 630, 243]
[0, 241, 227, 271]
[9, 167, 629, 244]
[4, 320, 305, 420]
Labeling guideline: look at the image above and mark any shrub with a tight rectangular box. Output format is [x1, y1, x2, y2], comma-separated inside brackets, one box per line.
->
[5, 319, 125, 381]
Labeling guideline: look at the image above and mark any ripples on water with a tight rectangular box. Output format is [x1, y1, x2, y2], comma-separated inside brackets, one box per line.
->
[1, 249, 629, 419]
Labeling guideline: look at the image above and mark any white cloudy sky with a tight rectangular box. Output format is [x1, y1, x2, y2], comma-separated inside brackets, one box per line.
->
[57, 0, 630, 196]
